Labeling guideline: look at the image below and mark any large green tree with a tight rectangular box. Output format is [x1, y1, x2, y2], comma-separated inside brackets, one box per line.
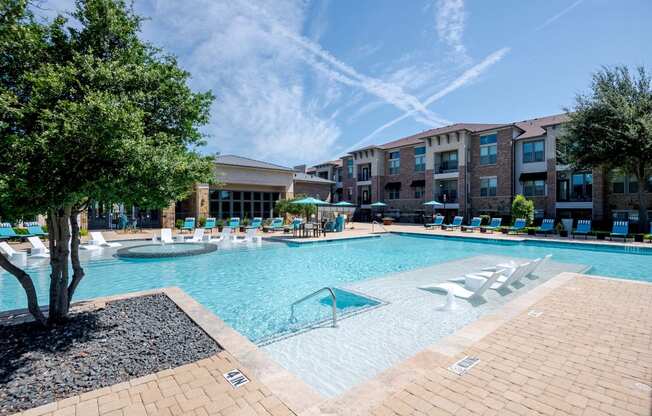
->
[560, 66, 652, 232]
[0, 0, 214, 324]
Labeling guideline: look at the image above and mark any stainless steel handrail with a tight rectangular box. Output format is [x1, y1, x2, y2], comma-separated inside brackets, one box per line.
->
[290, 287, 337, 328]
[372, 220, 388, 233]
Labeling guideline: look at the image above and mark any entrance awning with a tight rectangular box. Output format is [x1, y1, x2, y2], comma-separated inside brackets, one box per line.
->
[519, 172, 547, 181]
[384, 182, 401, 190]
[410, 179, 425, 187]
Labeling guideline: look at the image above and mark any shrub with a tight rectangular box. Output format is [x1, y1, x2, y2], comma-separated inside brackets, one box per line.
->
[175, 219, 183, 229]
[198, 216, 206, 227]
[511, 195, 534, 226]
[242, 217, 250, 226]
[80, 228, 89, 237]
[479, 215, 491, 225]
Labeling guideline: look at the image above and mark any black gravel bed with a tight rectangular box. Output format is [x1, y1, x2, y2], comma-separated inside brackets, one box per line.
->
[0, 294, 222, 415]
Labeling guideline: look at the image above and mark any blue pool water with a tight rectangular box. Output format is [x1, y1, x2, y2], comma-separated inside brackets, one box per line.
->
[0, 234, 650, 342]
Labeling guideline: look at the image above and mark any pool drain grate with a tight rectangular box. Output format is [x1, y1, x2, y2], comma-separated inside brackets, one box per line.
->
[449, 356, 480, 375]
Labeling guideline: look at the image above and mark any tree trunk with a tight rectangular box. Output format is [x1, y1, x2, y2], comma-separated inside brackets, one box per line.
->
[637, 170, 648, 234]
[47, 206, 72, 324]
[0, 253, 46, 325]
[67, 210, 85, 306]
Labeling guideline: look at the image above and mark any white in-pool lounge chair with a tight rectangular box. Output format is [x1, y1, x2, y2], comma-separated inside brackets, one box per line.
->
[27, 236, 50, 258]
[186, 228, 205, 243]
[89, 232, 122, 248]
[160, 228, 174, 244]
[210, 226, 232, 243]
[233, 228, 258, 243]
[419, 270, 502, 300]
[481, 254, 552, 280]
[461, 261, 532, 290]
[0, 241, 17, 258]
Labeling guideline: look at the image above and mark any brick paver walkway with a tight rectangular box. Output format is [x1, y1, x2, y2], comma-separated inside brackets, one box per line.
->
[370, 276, 652, 416]
[19, 351, 295, 416]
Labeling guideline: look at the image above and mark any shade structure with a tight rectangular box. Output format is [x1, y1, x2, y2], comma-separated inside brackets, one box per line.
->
[291, 197, 329, 205]
[333, 201, 355, 206]
[423, 200, 444, 207]
[370, 201, 387, 207]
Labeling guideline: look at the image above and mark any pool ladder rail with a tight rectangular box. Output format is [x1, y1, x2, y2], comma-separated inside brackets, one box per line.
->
[372, 220, 389, 233]
[290, 287, 337, 328]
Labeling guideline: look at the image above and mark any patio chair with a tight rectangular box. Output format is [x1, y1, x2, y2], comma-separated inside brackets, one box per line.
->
[419, 269, 502, 301]
[609, 221, 629, 242]
[186, 228, 205, 242]
[263, 218, 284, 232]
[89, 231, 122, 248]
[482, 217, 502, 233]
[234, 228, 257, 243]
[181, 217, 195, 232]
[572, 220, 591, 239]
[0, 223, 32, 241]
[536, 219, 555, 236]
[424, 215, 444, 229]
[323, 219, 336, 232]
[442, 216, 464, 231]
[0, 241, 17, 258]
[27, 236, 50, 258]
[508, 218, 527, 234]
[247, 217, 263, 229]
[25, 222, 47, 237]
[204, 218, 216, 233]
[481, 254, 552, 279]
[228, 217, 241, 229]
[210, 226, 234, 243]
[461, 217, 482, 232]
[461, 262, 531, 291]
[160, 228, 174, 244]
[335, 215, 345, 232]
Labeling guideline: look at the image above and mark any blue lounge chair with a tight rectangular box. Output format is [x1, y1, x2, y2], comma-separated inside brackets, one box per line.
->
[25, 222, 47, 237]
[609, 221, 629, 242]
[335, 215, 345, 232]
[508, 218, 527, 234]
[228, 217, 240, 229]
[0, 223, 32, 241]
[181, 217, 195, 232]
[572, 220, 591, 239]
[461, 217, 482, 232]
[482, 217, 502, 233]
[204, 217, 216, 232]
[536, 219, 555, 236]
[424, 215, 444, 229]
[247, 217, 262, 229]
[264, 217, 284, 232]
[443, 216, 463, 230]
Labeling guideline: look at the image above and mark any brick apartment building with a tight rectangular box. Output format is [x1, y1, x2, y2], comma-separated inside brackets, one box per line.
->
[308, 113, 652, 227]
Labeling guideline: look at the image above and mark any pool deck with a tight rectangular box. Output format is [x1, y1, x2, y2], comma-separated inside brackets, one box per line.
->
[5, 226, 652, 416]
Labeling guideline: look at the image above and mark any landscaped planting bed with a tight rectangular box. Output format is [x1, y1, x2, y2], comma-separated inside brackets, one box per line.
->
[0, 294, 222, 415]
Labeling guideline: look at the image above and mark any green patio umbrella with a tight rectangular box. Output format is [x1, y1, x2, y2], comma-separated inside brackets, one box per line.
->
[423, 200, 444, 221]
[370, 201, 387, 222]
[291, 197, 329, 222]
[333, 201, 355, 206]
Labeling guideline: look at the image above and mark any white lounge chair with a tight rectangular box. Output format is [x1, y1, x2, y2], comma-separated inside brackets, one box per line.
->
[210, 226, 232, 243]
[27, 236, 50, 258]
[233, 228, 257, 243]
[0, 241, 17, 258]
[186, 228, 205, 243]
[482, 254, 552, 280]
[419, 270, 502, 300]
[463, 261, 532, 290]
[89, 232, 121, 248]
[160, 228, 174, 244]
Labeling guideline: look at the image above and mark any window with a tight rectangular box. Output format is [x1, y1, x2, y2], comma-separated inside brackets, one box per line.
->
[523, 180, 545, 197]
[628, 175, 638, 193]
[347, 159, 353, 177]
[571, 172, 592, 200]
[414, 186, 425, 198]
[414, 147, 425, 172]
[480, 177, 497, 197]
[612, 172, 625, 193]
[437, 180, 458, 202]
[437, 150, 458, 173]
[479, 134, 497, 165]
[523, 140, 544, 163]
[388, 151, 400, 175]
[647, 173, 652, 192]
[387, 189, 400, 199]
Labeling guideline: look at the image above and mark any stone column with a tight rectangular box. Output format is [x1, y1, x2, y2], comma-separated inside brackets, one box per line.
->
[195, 183, 210, 219]
[161, 202, 176, 228]
[592, 168, 606, 222]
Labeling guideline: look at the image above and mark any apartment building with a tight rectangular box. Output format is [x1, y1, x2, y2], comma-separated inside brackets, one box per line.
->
[309, 113, 652, 227]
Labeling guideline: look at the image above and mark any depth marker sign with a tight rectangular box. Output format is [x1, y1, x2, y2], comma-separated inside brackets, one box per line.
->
[223, 369, 250, 388]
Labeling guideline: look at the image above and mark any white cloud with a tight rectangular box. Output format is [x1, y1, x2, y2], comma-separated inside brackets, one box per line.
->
[435, 0, 470, 64]
[535, 0, 584, 32]
[343, 47, 510, 154]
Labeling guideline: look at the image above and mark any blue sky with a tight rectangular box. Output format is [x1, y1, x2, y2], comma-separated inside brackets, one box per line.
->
[41, 0, 652, 166]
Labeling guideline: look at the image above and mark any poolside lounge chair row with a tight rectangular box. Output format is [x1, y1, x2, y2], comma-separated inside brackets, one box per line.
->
[420, 254, 552, 301]
[180, 217, 265, 232]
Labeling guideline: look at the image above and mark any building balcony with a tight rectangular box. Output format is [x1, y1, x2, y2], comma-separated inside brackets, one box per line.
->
[435, 194, 458, 204]
[435, 161, 458, 174]
[556, 201, 593, 209]
[357, 174, 371, 181]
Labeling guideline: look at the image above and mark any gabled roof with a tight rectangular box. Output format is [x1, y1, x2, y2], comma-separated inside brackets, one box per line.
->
[514, 113, 569, 139]
[293, 172, 334, 184]
[214, 155, 294, 172]
[379, 123, 508, 150]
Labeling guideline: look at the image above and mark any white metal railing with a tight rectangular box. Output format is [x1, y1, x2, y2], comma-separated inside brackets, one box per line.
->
[290, 287, 337, 328]
[372, 220, 388, 233]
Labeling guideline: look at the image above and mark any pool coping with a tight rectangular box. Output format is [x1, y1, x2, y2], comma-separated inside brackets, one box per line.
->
[263, 233, 384, 245]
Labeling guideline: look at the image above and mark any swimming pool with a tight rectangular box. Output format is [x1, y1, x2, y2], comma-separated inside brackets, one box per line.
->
[0, 233, 650, 342]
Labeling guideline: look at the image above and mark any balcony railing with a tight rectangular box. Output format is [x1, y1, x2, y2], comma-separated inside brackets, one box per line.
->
[357, 197, 372, 205]
[435, 193, 458, 203]
[357, 174, 371, 181]
[435, 161, 458, 174]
